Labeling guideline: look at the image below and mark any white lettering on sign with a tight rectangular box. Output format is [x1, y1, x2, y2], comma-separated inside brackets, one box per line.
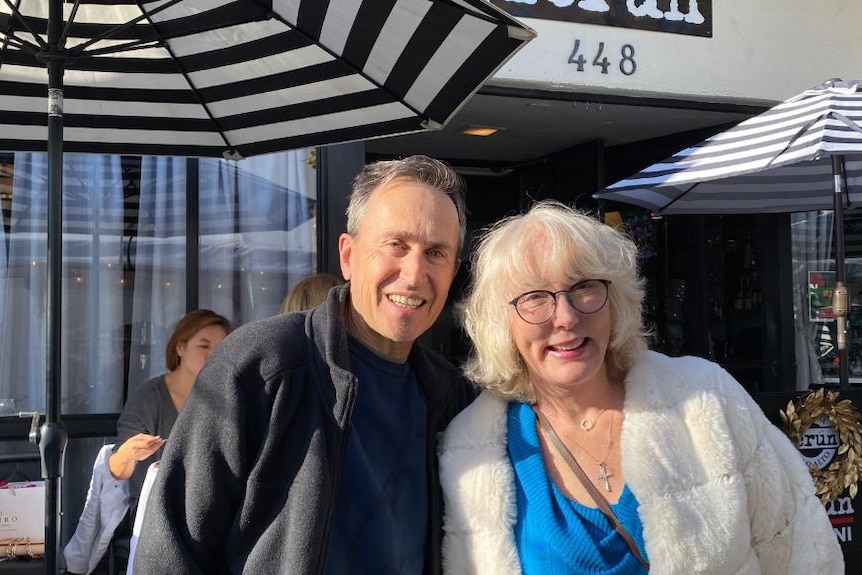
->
[835, 525, 853, 543]
[826, 496, 854, 544]
[626, 0, 704, 23]
[577, 0, 610, 12]
[502, 0, 704, 24]
[826, 496, 855, 517]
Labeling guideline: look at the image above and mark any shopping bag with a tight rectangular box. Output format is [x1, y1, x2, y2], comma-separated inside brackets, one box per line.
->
[0, 481, 44, 541]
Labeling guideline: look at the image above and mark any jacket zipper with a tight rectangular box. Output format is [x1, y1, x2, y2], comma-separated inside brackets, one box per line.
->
[313, 380, 356, 575]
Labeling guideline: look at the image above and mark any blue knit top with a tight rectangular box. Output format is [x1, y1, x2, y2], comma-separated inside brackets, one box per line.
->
[507, 401, 649, 575]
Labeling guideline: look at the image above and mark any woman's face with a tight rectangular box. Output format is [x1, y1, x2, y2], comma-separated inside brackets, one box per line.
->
[509, 277, 612, 396]
[176, 324, 228, 378]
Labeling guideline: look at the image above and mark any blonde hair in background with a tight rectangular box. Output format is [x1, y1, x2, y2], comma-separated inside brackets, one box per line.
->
[279, 273, 344, 313]
[458, 200, 650, 403]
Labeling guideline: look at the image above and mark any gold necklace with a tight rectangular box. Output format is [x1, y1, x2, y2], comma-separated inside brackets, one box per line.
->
[580, 405, 610, 431]
[566, 411, 616, 492]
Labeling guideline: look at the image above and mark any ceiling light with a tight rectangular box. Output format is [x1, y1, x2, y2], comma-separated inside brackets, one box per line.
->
[454, 166, 513, 177]
[461, 126, 499, 137]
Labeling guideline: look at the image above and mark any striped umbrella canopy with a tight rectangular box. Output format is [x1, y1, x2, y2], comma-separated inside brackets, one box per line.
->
[0, 0, 534, 158]
[0, 2, 534, 572]
[594, 79, 862, 388]
[595, 80, 862, 214]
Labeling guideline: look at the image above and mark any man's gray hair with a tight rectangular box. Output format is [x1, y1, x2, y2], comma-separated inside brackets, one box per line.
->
[346, 155, 468, 250]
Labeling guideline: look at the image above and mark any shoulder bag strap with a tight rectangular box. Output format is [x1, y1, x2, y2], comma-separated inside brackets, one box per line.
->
[533, 406, 650, 571]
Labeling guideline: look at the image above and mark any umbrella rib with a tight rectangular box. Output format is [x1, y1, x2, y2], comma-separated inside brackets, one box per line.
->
[831, 111, 862, 137]
[82, 38, 162, 58]
[134, 9, 235, 156]
[654, 182, 699, 213]
[67, 0, 187, 58]
[248, 0, 428, 123]
[0, 27, 42, 56]
[1, 0, 48, 50]
[59, 0, 81, 51]
[765, 114, 825, 167]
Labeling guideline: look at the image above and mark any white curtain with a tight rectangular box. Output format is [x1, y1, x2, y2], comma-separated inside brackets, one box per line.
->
[791, 210, 833, 389]
[128, 157, 189, 392]
[198, 151, 316, 321]
[0, 153, 125, 413]
[128, 150, 315, 395]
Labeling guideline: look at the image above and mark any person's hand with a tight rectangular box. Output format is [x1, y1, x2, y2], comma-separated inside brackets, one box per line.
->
[108, 433, 165, 480]
[119, 433, 165, 462]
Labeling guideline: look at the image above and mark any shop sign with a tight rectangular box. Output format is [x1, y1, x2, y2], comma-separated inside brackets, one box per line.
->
[781, 388, 862, 550]
[826, 496, 855, 544]
[489, 0, 712, 38]
[781, 388, 862, 504]
[798, 415, 839, 470]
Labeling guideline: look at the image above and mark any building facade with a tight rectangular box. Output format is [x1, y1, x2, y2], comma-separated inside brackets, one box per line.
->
[0, 0, 860, 560]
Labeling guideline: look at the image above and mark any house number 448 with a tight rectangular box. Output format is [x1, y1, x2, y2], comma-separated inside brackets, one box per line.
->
[568, 40, 637, 76]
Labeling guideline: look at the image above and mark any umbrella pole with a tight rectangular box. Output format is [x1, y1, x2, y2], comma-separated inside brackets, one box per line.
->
[832, 155, 851, 389]
[38, 2, 69, 573]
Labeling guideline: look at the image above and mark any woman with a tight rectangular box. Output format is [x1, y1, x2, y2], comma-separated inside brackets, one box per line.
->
[110, 309, 231, 517]
[439, 201, 842, 574]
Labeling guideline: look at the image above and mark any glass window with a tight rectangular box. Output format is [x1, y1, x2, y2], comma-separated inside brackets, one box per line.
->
[790, 209, 862, 388]
[0, 149, 317, 414]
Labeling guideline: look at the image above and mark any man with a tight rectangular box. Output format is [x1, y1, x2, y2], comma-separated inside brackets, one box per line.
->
[133, 155, 476, 575]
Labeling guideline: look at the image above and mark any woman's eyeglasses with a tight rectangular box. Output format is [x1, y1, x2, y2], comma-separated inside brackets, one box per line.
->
[508, 279, 611, 325]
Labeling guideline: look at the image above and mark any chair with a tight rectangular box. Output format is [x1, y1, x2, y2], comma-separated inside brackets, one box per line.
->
[106, 520, 130, 575]
[62, 445, 129, 575]
[125, 462, 159, 575]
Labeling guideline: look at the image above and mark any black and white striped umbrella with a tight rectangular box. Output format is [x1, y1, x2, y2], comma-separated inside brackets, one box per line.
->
[0, 2, 533, 572]
[0, 0, 534, 158]
[595, 79, 862, 388]
[595, 80, 862, 214]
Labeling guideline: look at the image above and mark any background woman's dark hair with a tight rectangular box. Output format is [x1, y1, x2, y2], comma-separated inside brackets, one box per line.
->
[165, 309, 232, 371]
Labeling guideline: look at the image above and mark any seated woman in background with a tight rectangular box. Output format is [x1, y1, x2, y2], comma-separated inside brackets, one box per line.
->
[110, 309, 232, 517]
[278, 272, 343, 313]
[438, 201, 842, 574]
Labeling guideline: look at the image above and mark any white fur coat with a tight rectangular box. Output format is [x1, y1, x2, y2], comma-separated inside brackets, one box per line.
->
[438, 351, 844, 575]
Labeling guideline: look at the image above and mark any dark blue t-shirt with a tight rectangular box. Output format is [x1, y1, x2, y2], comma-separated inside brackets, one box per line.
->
[325, 336, 428, 575]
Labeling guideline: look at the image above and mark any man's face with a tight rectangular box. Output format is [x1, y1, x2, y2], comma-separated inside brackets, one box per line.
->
[338, 178, 461, 361]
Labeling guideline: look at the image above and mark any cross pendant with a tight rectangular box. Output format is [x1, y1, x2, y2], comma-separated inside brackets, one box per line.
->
[597, 462, 613, 492]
